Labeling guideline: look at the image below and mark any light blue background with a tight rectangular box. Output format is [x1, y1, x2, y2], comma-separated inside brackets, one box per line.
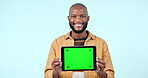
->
[0, 0, 148, 78]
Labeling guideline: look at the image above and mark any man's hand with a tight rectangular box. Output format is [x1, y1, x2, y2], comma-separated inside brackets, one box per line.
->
[51, 58, 62, 78]
[95, 57, 107, 78]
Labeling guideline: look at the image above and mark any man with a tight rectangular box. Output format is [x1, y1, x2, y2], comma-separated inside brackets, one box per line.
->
[44, 3, 114, 78]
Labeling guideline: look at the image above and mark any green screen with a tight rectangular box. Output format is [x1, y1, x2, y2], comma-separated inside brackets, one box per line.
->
[63, 47, 94, 70]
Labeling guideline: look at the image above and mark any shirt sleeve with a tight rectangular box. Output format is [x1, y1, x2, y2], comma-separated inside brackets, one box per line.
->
[102, 41, 115, 78]
[44, 40, 57, 78]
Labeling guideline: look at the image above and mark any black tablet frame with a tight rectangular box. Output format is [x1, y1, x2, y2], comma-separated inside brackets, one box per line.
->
[61, 46, 96, 71]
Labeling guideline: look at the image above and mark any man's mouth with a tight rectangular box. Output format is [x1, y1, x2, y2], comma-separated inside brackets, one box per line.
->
[75, 24, 82, 26]
[69, 22, 88, 34]
[73, 23, 85, 27]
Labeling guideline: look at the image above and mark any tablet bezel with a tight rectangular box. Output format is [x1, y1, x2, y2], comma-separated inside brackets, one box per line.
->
[61, 46, 96, 71]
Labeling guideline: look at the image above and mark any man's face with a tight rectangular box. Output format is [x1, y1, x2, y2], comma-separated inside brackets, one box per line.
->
[68, 5, 90, 34]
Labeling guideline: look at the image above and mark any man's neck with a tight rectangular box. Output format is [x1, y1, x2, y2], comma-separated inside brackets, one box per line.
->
[71, 30, 87, 39]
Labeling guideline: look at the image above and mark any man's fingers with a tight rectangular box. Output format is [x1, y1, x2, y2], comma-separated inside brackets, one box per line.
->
[51, 58, 61, 64]
[52, 58, 61, 64]
[52, 62, 60, 69]
[51, 58, 61, 69]
[96, 57, 106, 65]
[96, 62, 106, 72]
[97, 63, 106, 69]
[55, 65, 62, 69]
[96, 57, 106, 70]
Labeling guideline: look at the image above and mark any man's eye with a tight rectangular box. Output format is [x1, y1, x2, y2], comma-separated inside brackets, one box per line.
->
[80, 15, 86, 18]
[71, 16, 76, 18]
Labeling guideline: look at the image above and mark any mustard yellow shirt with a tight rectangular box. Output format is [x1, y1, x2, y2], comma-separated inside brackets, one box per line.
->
[44, 31, 115, 78]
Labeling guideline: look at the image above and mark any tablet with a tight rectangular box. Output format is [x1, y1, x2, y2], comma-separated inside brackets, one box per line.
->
[61, 46, 96, 71]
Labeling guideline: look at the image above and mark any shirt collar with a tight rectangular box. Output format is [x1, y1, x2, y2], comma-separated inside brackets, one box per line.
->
[64, 30, 96, 40]
[64, 31, 73, 40]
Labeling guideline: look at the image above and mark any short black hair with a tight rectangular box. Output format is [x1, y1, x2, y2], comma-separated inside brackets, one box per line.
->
[70, 3, 87, 10]
[69, 3, 88, 15]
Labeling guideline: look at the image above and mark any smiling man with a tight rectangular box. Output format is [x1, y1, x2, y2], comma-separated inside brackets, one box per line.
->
[69, 4, 88, 34]
[44, 3, 114, 78]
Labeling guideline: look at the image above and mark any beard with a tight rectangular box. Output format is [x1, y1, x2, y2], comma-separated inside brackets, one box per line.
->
[69, 22, 88, 34]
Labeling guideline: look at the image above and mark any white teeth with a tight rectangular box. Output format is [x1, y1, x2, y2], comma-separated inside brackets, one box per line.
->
[75, 24, 82, 26]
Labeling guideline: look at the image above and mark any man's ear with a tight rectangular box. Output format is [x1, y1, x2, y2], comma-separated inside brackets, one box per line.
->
[67, 16, 70, 21]
[87, 16, 90, 21]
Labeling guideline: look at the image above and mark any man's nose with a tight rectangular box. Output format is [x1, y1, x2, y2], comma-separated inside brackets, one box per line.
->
[75, 16, 82, 23]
